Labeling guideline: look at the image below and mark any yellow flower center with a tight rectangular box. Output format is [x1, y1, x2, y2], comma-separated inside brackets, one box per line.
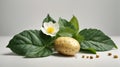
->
[47, 27, 55, 34]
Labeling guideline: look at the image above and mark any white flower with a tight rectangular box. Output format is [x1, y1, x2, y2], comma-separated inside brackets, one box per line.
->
[41, 22, 59, 37]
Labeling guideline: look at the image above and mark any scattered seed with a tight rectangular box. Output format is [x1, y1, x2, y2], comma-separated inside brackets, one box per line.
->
[96, 55, 99, 58]
[113, 55, 118, 59]
[80, 53, 119, 60]
[82, 55, 85, 58]
[108, 53, 112, 56]
[86, 56, 89, 58]
[90, 56, 93, 59]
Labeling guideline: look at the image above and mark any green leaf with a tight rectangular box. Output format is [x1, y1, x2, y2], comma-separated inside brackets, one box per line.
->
[79, 29, 117, 53]
[7, 30, 54, 58]
[43, 14, 56, 23]
[58, 18, 75, 29]
[80, 48, 96, 54]
[25, 47, 53, 58]
[57, 18, 77, 37]
[70, 16, 79, 31]
[72, 34, 84, 43]
[57, 27, 75, 37]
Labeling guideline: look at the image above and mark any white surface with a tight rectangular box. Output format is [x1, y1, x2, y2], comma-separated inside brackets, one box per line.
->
[0, 0, 120, 36]
[0, 36, 120, 67]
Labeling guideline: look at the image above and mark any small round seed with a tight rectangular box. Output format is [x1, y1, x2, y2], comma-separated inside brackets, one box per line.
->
[86, 56, 89, 58]
[113, 55, 118, 59]
[108, 53, 112, 56]
[96, 55, 99, 58]
[82, 55, 85, 58]
[90, 56, 93, 59]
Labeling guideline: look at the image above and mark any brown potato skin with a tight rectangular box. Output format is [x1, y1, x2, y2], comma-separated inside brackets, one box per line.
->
[54, 37, 80, 56]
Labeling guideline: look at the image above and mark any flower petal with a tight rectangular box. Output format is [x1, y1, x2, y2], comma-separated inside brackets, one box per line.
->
[45, 33, 55, 37]
[48, 34, 55, 37]
[42, 22, 59, 37]
[41, 27, 55, 37]
[55, 28, 59, 33]
[49, 22, 54, 26]
[41, 27, 48, 34]
[44, 22, 55, 30]
[54, 23, 59, 33]
[44, 23, 49, 30]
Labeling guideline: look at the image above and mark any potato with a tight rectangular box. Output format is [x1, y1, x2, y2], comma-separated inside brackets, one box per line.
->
[54, 37, 80, 56]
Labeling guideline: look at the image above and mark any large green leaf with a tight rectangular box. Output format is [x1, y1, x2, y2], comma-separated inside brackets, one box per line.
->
[70, 16, 79, 32]
[57, 18, 77, 37]
[80, 48, 96, 54]
[25, 46, 53, 58]
[79, 29, 117, 53]
[72, 33, 84, 43]
[7, 30, 54, 58]
[58, 18, 75, 29]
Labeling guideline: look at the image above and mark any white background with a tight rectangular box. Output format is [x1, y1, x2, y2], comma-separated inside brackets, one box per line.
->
[0, 0, 120, 36]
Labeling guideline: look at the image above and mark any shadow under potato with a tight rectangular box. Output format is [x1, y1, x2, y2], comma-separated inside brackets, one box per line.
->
[52, 53, 75, 57]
